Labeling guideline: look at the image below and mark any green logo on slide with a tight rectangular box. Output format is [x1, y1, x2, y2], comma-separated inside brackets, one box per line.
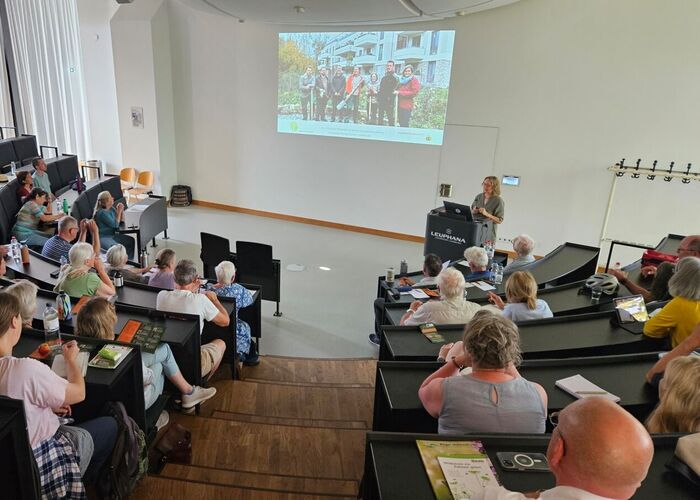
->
[290, 122, 299, 132]
[425, 136, 432, 142]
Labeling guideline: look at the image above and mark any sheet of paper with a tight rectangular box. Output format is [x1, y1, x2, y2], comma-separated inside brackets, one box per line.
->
[555, 374, 620, 403]
[455, 260, 470, 268]
[464, 282, 476, 288]
[472, 281, 495, 291]
[437, 456, 499, 499]
[409, 289, 429, 299]
[441, 260, 451, 270]
[52, 352, 89, 378]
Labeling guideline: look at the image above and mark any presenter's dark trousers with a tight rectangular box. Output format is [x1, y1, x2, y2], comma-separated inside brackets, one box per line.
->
[378, 98, 395, 126]
[331, 95, 343, 122]
[398, 108, 412, 127]
[315, 96, 329, 120]
[300, 95, 311, 120]
[367, 100, 378, 124]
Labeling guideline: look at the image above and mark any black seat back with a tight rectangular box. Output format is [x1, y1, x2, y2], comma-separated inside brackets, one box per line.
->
[99, 175, 126, 207]
[0, 140, 18, 169]
[12, 136, 38, 165]
[71, 194, 92, 221]
[235, 241, 277, 301]
[200, 232, 231, 280]
[56, 155, 79, 189]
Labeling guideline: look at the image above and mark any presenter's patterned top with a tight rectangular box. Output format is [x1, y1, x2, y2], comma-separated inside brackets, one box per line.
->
[471, 193, 505, 242]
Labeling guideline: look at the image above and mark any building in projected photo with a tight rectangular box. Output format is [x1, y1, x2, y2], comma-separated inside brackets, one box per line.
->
[317, 30, 454, 88]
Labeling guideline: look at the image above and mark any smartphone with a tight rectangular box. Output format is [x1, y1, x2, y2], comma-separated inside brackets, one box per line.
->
[496, 452, 549, 472]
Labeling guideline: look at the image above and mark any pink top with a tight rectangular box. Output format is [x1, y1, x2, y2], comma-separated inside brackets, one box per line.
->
[0, 357, 68, 447]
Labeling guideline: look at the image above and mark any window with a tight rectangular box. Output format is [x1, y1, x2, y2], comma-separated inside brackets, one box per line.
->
[430, 31, 440, 55]
[411, 35, 421, 48]
[378, 45, 383, 60]
[380, 32, 385, 40]
[397, 36, 408, 50]
[427, 61, 436, 83]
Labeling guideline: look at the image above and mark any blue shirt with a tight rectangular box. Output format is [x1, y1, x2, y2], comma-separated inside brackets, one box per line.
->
[465, 270, 492, 282]
[205, 282, 254, 355]
[94, 208, 119, 237]
[503, 300, 553, 322]
[41, 235, 73, 262]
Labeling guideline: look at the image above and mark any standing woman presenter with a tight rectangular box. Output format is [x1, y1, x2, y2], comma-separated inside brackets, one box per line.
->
[471, 176, 505, 243]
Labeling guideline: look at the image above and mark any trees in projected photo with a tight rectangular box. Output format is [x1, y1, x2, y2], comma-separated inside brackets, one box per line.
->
[278, 31, 453, 130]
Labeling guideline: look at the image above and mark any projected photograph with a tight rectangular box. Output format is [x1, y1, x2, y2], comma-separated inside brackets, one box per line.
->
[278, 30, 456, 146]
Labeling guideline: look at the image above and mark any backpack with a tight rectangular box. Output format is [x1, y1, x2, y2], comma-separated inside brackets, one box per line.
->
[169, 185, 192, 207]
[97, 401, 148, 499]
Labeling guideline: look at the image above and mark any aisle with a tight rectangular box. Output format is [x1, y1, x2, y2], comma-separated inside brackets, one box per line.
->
[130, 356, 376, 499]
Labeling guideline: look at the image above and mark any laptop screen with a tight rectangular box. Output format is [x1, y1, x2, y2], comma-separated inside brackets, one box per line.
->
[443, 201, 473, 221]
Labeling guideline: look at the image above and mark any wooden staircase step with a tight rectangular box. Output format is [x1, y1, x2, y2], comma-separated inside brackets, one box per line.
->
[207, 379, 373, 426]
[171, 415, 366, 480]
[159, 463, 358, 497]
[131, 476, 355, 499]
[210, 410, 368, 430]
[241, 355, 376, 387]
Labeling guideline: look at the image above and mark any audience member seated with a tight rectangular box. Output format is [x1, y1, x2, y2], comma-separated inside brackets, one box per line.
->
[643, 257, 700, 348]
[368, 253, 443, 346]
[32, 158, 53, 199]
[205, 260, 258, 366]
[93, 191, 135, 260]
[645, 322, 700, 384]
[419, 311, 547, 435]
[504, 234, 536, 273]
[463, 246, 491, 281]
[610, 235, 700, 302]
[76, 297, 216, 424]
[156, 259, 228, 379]
[4, 279, 38, 328]
[645, 356, 700, 433]
[11, 188, 62, 248]
[148, 248, 176, 289]
[105, 244, 148, 284]
[477, 397, 654, 500]
[0, 293, 118, 495]
[54, 243, 116, 298]
[400, 268, 483, 326]
[487, 271, 553, 321]
[15, 171, 33, 203]
[42, 217, 100, 263]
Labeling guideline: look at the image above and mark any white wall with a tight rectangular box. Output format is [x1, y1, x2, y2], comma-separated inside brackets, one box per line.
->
[82, 0, 700, 255]
[76, 0, 122, 171]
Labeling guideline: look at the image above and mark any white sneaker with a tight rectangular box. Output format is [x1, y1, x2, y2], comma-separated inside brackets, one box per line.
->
[181, 386, 217, 409]
[156, 410, 169, 431]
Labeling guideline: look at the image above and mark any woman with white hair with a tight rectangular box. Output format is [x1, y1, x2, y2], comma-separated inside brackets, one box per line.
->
[463, 246, 491, 281]
[419, 310, 547, 435]
[105, 244, 149, 284]
[93, 190, 135, 259]
[400, 267, 482, 326]
[504, 234, 536, 273]
[204, 261, 257, 366]
[643, 256, 700, 348]
[54, 243, 116, 298]
[4, 280, 38, 327]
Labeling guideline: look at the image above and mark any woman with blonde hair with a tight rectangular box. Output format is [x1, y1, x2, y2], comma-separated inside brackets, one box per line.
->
[645, 356, 700, 433]
[4, 279, 38, 327]
[419, 310, 547, 435]
[487, 271, 553, 321]
[148, 248, 176, 290]
[75, 297, 216, 419]
[93, 190, 135, 259]
[54, 243, 115, 298]
[471, 175, 504, 242]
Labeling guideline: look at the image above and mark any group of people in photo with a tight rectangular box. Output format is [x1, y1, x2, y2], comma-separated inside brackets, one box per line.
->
[298, 60, 421, 127]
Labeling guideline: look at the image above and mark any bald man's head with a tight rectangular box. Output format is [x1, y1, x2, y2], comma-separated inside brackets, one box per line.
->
[547, 398, 654, 499]
[678, 235, 700, 260]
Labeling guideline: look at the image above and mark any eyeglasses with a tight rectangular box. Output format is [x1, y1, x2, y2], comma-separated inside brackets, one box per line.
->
[548, 411, 560, 428]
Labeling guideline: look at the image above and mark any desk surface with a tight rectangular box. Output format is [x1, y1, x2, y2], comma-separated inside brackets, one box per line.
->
[381, 311, 663, 362]
[374, 353, 660, 433]
[366, 432, 695, 500]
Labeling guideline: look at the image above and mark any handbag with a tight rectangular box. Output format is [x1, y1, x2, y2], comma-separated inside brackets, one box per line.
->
[148, 422, 192, 474]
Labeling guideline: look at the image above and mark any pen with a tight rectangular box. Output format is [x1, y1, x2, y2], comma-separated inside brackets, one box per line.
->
[576, 390, 608, 395]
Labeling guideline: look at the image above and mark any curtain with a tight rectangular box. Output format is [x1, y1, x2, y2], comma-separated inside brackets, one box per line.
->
[6, 0, 90, 158]
[0, 41, 13, 130]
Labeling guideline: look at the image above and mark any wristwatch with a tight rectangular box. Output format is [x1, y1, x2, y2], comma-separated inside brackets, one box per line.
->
[437, 356, 446, 363]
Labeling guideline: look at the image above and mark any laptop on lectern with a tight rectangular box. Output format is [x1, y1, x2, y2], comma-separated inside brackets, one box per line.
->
[443, 201, 473, 221]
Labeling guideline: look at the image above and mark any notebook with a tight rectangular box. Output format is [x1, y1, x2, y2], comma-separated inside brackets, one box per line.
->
[52, 352, 89, 378]
[555, 374, 620, 403]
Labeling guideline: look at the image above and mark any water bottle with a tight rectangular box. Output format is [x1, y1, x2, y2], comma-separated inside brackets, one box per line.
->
[485, 240, 495, 261]
[386, 267, 395, 285]
[62, 198, 69, 215]
[140, 250, 149, 268]
[494, 264, 504, 285]
[10, 236, 19, 261]
[56, 292, 72, 321]
[55, 200, 61, 214]
[490, 262, 498, 281]
[400, 259, 408, 276]
[10, 161, 15, 176]
[59, 255, 68, 267]
[113, 270, 124, 288]
[43, 303, 61, 350]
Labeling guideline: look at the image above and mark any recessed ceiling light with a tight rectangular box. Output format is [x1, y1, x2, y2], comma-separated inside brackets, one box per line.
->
[455, 10, 467, 16]
[319, 266, 331, 271]
[294, 5, 305, 14]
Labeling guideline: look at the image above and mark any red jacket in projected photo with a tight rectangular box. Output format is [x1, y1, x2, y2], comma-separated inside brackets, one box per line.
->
[397, 77, 420, 110]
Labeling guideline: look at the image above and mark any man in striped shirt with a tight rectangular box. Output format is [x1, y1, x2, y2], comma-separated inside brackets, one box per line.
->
[41, 217, 100, 262]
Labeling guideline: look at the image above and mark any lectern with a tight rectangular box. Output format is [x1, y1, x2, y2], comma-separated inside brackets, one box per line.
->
[423, 208, 491, 262]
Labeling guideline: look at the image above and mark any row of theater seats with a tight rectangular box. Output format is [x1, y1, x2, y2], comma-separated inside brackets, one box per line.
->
[69, 175, 126, 222]
[0, 151, 80, 244]
[0, 134, 40, 169]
